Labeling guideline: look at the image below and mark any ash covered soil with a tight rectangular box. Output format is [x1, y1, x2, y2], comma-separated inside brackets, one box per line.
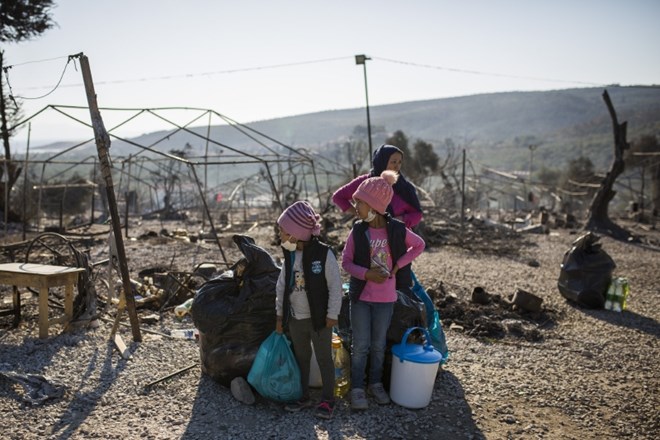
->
[0, 217, 658, 440]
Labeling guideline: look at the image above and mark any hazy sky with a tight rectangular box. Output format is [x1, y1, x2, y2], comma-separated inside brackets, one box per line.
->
[4, 0, 659, 147]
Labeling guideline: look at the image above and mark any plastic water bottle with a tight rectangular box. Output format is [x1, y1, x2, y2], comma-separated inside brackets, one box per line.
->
[604, 282, 615, 311]
[171, 328, 199, 340]
[332, 336, 350, 398]
[612, 281, 622, 312]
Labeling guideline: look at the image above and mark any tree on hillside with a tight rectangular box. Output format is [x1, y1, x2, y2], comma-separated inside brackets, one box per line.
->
[385, 130, 439, 185]
[558, 156, 601, 211]
[385, 130, 410, 152]
[560, 157, 600, 190]
[625, 134, 660, 215]
[513, 135, 541, 150]
[0, 0, 56, 220]
[411, 139, 439, 183]
[537, 166, 561, 188]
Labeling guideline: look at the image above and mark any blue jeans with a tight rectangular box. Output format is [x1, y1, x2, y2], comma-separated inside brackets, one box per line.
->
[350, 300, 394, 390]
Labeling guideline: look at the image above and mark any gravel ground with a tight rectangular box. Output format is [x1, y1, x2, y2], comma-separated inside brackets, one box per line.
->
[0, 219, 658, 440]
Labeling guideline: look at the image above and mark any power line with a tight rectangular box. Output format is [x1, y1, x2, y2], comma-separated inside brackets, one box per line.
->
[7, 52, 658, 95]
[373, 56, 607, 87]
[12, 56, 352, 91]
[3, 54, 80, 102]
[4, 54, 71, 67]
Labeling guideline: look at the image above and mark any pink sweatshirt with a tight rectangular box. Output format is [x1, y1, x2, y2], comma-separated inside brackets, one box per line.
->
[332, 174, 423, 228]
[341, 225, 425, 302]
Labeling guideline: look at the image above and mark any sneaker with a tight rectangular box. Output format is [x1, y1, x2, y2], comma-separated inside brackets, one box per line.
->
[284, 398, 313, 412]
[315, 399, 336, 419]
[230, 377, 255, 405]
[351, 388, 368, 410]
[367, 383, 390, 405]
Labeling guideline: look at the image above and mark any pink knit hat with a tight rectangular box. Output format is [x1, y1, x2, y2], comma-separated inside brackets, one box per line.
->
[277, 201, 321, 241]
[352, 170, 399, 215]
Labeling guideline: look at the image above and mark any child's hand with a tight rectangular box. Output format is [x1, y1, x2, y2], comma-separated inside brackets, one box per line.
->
[389, 264, 399, 278]
[326, 318, 338, 329]
[365, 268, 389, 284]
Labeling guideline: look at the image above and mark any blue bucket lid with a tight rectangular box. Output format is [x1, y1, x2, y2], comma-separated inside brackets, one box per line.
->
[391, 327, 443, 364]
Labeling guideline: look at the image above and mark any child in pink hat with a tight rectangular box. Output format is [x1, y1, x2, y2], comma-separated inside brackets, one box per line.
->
[341, 171, 425, 410]
[275, 201, 342, 419]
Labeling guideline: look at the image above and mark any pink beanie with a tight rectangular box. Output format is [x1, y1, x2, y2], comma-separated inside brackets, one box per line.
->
[352, 170, 398, 215]
[277, 201, 321, 241]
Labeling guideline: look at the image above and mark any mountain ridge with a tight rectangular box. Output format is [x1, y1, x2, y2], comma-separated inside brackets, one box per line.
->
[26, 86, 660, 171]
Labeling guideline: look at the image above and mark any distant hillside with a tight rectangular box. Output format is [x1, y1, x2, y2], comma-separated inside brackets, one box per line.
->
[30, 86, 660, 173]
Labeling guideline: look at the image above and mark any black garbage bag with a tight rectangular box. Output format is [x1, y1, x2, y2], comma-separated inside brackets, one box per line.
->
[383, 290, 426, 389]
[387, 290, 426, 345]
[192, 234, 280, 386]
[557, 232, 616, 309]
[336, 293, 352, 351]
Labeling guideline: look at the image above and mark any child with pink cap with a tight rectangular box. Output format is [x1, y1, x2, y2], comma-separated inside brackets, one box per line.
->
[275, 201, 343, 419]
[341, 171, 425, 410]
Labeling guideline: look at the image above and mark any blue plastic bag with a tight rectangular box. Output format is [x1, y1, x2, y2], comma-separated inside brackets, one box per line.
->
[411, 271, 449, 362]
[247, 331, 302, 402]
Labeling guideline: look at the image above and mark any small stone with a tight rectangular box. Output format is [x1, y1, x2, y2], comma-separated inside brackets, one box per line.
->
[503, 415, 517, 424]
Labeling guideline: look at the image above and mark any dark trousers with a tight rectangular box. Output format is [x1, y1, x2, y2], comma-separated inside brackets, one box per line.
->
[288, 318, 335, 401]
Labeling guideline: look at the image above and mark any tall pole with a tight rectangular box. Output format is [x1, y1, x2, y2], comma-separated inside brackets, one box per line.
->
[78, 53, 141, 342]
[528, 144, 537, 187]
[640, 164, 645, 218]
[90, 157, 96, 224]
[22, 123, 31, 241]
[527, 144, 537, 207]
[355, 55, 373, 160]
[461, 149, 466, 237]
[202, 111, 211, 230]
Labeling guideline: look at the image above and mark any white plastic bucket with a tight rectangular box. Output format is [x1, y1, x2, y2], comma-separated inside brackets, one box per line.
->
[390, 327, 443, 409]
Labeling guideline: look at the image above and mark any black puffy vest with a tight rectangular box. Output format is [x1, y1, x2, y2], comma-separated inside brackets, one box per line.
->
[282, 238, 332, 331]
[348, 215, 412, 302]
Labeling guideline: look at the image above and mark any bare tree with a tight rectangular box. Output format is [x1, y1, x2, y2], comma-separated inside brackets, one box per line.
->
[584, 90, 633, 241]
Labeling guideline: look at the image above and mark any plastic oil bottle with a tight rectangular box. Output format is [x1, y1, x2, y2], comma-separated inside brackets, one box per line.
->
[333, 335, 350, 398]
[605, 277, 630, 312]
[174, 298, 194, 319]
[612, 277, 630, 312]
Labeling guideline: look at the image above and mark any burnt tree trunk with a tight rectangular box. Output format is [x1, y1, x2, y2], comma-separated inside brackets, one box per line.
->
[584, 90, 633, 241]
[0, 50, 22, 221]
